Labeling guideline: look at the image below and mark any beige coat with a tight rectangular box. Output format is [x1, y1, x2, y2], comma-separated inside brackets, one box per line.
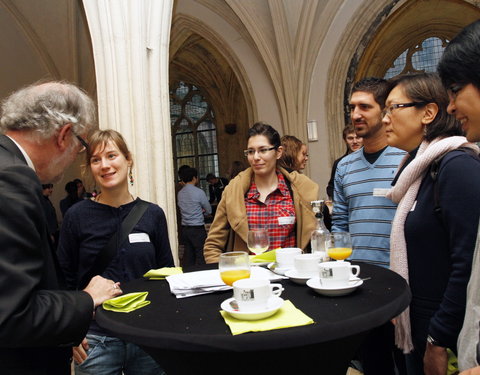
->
[203, 167, 319, 263]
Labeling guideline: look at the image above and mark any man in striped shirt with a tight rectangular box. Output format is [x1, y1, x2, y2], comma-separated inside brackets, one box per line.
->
[332, 77, 405, 268]
[332, 77, 406, 375]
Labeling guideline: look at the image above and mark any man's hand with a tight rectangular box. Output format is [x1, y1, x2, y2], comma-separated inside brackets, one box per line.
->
[83, 275, 122, 308]
[72, 338, 89, 364]
[424, 342, 448, 375]
[460, 366, 480, 375]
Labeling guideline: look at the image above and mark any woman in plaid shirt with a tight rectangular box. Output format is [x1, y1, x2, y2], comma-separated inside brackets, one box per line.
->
[203, 122, 318, 263]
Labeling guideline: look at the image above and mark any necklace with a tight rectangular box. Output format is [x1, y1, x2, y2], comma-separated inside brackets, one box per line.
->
[95, 193, 135, 206]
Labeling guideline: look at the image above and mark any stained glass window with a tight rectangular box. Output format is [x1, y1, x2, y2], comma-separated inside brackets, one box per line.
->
[384, 37, 448, 79]
[170, 82, 219, 195]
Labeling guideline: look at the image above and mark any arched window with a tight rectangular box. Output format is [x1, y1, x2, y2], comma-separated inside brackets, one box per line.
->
[384, 36, 448, 79]
[170, 81, 219, 194]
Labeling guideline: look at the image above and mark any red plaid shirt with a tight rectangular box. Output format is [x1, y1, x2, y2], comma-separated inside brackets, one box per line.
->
[245, 171, 296, 250]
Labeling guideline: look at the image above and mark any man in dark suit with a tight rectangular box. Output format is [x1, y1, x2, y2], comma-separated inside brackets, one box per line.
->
[0, 82, 123, 374]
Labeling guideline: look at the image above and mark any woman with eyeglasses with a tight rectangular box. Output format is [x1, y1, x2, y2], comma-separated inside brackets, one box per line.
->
[57, 129, 173, 375]
[203, 122, 318, 263]
[383, 72, 480, 375]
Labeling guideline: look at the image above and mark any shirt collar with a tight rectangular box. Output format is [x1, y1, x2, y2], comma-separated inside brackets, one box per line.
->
[6, 135, 35, 171]
[246, 170, 289, 200]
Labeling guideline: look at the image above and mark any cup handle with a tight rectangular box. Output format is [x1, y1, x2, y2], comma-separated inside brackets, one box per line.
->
[350, 265, 360, 277]
[270, 283, 284, 297]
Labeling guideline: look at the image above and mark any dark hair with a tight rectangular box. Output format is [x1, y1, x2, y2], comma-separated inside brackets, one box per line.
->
[247, 122, 281, 148]
[181, 167, 198, 183]
[279, 135, 303, 171]
[42, 184, 53, 189]
[352, 77, 389, 108]
[386, 72, 461, 141]
[229, 160, 246, 179]
[438, 20, 480, 90]
[205, 173, 216, 182]
[342, 124, 356, 140]
[177, 164, 190, 182]
[64, 181, 78, 198]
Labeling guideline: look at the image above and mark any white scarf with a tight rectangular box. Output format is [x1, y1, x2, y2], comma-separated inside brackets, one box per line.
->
[387, 136, 479, 353]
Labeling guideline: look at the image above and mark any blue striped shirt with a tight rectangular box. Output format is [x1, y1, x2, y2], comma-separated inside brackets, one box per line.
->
[332, 146, 405, 267]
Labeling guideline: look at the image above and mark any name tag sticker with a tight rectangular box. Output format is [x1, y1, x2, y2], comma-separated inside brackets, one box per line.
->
[129, 233, 150, 243]
[373, 188, 390, 197]
[278, 216, 295, 225]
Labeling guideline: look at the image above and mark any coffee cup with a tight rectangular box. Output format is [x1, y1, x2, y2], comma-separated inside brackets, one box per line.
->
[232, 278, 283, 311]
[318, 261, 360, 288]
[276, 247, 302, 268]
[293, 253, 322, 277]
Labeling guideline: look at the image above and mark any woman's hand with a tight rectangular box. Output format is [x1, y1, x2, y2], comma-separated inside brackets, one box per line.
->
[460, 366, 480, 375]
[72, 338, 89, 364]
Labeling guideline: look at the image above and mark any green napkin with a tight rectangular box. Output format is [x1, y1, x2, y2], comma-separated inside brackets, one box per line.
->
[220, 300, 314, 335]
[250, 250, 277, 263]
[143, 267, 183, 280]
[102, 292, 150, 313]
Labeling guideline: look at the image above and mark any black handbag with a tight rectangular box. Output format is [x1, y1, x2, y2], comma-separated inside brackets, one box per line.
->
[78, 199, 149, 289]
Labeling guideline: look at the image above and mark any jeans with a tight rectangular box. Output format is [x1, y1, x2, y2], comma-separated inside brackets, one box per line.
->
[75, 334, 165, 375]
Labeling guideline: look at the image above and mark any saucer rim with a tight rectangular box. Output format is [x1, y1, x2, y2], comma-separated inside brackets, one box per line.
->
[284, 269, 316, 280]
[267, 262, 292, 275]
[306, 276, 363, 291]
[221, 295, 284, 316]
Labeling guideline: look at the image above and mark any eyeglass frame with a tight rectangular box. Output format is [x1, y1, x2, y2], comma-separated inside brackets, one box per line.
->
[72, 130, 89, 152]
[381, 102, 428, 118]
[243, 146, 277, 157]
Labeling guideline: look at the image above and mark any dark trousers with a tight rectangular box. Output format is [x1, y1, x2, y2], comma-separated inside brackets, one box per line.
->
[181, 225, 207, 267]
[358, 322, 407, 375]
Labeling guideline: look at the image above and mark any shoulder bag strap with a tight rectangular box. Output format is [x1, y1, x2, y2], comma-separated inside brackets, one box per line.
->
[78, 199, 149, 289]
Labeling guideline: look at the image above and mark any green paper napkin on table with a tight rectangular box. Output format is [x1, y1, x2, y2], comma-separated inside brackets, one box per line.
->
[143, 267, 183, 280]
[250, 250, 277, 264]
[102, 292, 150, 313]
[220, 300, 314, 335]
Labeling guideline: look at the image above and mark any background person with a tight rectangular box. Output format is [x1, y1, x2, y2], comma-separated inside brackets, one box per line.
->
[228, 160, 246, 180]
[177, 167, 211, 266]
[0, 81, 122, 374]
[383, 72, 480, 375]
[438, 19, 480, 375]
[41, 183, 59, 247]
[205, 172, 229, 204]
[58, 129, 173, 375]
[203, 122, 318, 263]
[60, 179, 81, 217]
[326, 124, 363, 200]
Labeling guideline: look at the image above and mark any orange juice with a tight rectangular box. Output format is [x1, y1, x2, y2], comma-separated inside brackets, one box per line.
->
[327, 247, 352, 260]
[220, 269, 251, 286]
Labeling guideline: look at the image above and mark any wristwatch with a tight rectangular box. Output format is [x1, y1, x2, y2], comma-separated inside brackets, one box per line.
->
[427, 334, 443, 347]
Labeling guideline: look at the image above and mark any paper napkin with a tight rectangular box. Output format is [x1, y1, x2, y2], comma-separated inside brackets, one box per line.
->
[220, 300, 314, 335]
[102, 292, 150, 313]
[250, 250, 277, 264]
[143, 267, 183, 280]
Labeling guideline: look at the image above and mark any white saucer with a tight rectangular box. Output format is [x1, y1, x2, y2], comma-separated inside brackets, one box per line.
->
[267, 262, 292, 276]
[284, 269, 315, 285]
[306, 276, 363, 297]
[221, 296, 284, 321]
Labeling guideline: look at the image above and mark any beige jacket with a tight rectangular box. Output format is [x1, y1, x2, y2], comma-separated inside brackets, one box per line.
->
[203, 167, 319, 263]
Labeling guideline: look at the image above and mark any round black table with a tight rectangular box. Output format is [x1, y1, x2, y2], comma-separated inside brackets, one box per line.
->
[97, 262, 410, 375]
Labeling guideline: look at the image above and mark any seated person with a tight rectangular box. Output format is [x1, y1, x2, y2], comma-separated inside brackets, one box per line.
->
[203, 122, 318, 263]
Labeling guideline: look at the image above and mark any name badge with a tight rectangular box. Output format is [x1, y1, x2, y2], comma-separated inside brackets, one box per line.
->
[373, 188, 390, 197]
[278, 216, 295, 225]
[129, 233, 151, 243]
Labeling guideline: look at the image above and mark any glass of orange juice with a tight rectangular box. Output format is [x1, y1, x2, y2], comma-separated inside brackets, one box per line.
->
[326, 232, 352, 261]
[219, 252, 251, 286]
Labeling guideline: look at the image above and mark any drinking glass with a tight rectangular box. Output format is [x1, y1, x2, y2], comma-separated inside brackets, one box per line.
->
[326, 232, 352, 261]
[247, 228, 270, 255]
[219, 252, 251, 286]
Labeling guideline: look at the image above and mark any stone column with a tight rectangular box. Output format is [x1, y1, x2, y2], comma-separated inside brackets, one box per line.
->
[83, 0, 178, 263]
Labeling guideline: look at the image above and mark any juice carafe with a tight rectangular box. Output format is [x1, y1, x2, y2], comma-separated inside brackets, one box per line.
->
[310, 200, 330, 261]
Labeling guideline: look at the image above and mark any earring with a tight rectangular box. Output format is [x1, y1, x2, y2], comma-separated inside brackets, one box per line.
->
[423, 124, 428, 137]
[129, 168, 134, 186]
